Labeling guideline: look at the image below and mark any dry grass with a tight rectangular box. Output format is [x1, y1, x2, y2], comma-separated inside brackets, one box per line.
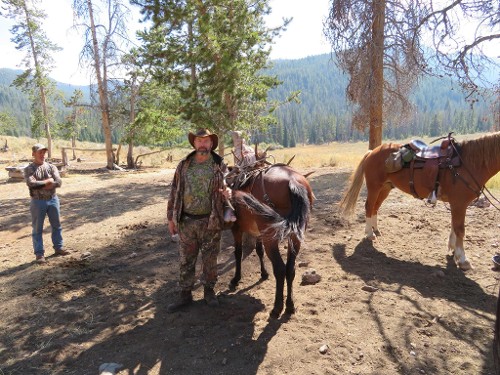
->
[0, 134, 498, 189]
[264, 142, 368, 169]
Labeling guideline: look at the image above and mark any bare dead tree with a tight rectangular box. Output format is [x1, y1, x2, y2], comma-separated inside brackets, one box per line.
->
[72, 0, 132, 169]
[413, 0, 499, 100]
[324, 0, 426, 149]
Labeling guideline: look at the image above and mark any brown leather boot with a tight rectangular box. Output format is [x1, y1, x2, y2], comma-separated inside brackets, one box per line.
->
[167, 291, 193, 313]
[204, 287, 219, 307]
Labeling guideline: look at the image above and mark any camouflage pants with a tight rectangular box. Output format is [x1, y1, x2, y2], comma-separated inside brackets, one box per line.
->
[177, 217, 221, 291]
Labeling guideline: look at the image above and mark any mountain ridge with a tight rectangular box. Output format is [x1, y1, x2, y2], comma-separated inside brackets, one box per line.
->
[0, 54, 496, 143]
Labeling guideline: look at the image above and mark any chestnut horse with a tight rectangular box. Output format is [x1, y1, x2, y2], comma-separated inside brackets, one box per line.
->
[229, 164, 314, 318]
[340, 132, 500, 270]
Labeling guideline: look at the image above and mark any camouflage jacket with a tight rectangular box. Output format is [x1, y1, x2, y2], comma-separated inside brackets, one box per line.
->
[24, 162, 62, 200]
[167, 151, 227, 231]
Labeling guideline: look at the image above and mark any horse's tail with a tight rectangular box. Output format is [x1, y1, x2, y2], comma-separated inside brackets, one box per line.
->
[284, 178, 311, 241]
[234, 178, 310, 243]
[339, 150, 371, 217]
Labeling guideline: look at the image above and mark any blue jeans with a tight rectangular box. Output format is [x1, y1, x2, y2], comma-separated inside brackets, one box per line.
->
[30, 196, 63, 256]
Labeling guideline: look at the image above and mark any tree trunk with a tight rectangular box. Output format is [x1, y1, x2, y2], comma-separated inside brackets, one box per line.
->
[71, 136, 76, 159]
[87, 0, 114, 169]
[127, 80, 138, 169]
[127, 140, 134, 168]
[39, 85, 52, 158]
[369, 0, 386, 150]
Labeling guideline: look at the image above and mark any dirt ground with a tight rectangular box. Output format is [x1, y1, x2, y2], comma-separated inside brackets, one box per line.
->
[1, 160, 499, 375]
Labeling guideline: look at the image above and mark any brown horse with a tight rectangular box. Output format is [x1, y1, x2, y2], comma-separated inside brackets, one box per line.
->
[340, 132, 500, 270]
[229, 164, 314, 319]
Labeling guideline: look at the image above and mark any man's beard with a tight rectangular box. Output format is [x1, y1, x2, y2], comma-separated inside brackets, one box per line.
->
[196, 148, 209, 155]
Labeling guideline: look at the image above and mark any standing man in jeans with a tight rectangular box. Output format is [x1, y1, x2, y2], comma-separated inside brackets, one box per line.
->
[166, 129, 230, 313]
[24, 143, 69, 264]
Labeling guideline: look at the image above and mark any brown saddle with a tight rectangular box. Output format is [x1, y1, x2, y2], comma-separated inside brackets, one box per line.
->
[404, 135, 461, 200]
[405, 139, 461, 167]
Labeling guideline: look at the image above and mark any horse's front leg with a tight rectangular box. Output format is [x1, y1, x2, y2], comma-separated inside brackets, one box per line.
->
[448, 229, 457, 252]
[450, 204, 472, 271]
[255, 237, 269, 281]
[266, 241, 285, 319]
[284, 237, 300, 315]
[370, 215, 381, 237]
[230, 228, 244, 287]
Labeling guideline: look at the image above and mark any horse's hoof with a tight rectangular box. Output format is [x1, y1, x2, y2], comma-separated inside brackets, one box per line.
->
[229, 280, 239, 290]
[284, 306, 296, 315]
[365, 234, 377, 241]
[373, 229, 381, 237]
[261, 273, 269, 281]
[458, 260, 473, 271]
[269, 310, 281, 319]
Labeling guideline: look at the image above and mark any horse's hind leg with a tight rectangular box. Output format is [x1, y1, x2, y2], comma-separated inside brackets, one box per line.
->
[284, 236, 300, 315]
[364, 182, 391, 239]
[255, 237, 269, 281]
[230, 228, 244, 288]
[450, 203, 472, 270]
[371, 182, 393, 237]
[265, 240, 285, 319]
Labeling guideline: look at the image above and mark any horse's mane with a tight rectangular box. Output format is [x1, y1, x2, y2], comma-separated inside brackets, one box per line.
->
[459, 132, 500, 171]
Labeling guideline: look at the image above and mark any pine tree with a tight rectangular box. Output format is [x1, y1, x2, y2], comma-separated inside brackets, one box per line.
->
[132, 0, 287, 155]
[2, 0, 61, 157]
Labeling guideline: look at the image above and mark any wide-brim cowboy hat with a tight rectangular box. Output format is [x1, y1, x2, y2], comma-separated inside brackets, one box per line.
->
[188, 128, 219, 150]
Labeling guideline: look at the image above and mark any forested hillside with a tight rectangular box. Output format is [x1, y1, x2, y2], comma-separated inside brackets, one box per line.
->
[263, 54, 496, 145]
[0, 54, 496, 146]
[0, 69, 92, 139]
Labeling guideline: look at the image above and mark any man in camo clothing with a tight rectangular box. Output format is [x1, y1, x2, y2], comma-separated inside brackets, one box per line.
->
[24, 144, 69, 264]
[167, 129, 230, 313]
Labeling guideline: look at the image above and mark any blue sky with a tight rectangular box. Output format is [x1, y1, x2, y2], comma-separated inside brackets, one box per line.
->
[0, 0, 331, 85]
